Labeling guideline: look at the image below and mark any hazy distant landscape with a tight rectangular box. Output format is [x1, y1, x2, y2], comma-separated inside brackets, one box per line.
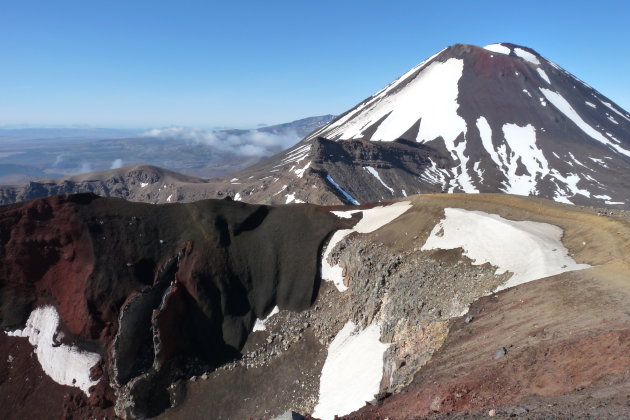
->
[0, 115, 333, 183]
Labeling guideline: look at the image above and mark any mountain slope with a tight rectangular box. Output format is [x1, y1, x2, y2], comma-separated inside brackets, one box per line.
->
[0, 43, 627, 209]
[208, 42, 629, 208]
[1, 193, 629, 419]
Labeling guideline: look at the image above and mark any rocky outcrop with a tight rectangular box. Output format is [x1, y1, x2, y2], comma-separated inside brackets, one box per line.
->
[0, 193, 344, 419]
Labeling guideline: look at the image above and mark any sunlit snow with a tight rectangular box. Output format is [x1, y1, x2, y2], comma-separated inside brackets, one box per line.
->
[312, 321, 390, 420]
[483, 43, 511, 55]
[252, 306, 279, 332]
[540, 88, 630, 158]
[6, 306, 101, 395]
[364, 166, 394, 195]
[323, 202, 412, 291]
[536, 68, 551, 84]
[421, 208, 590, 291]
[514, 47, 540, 65]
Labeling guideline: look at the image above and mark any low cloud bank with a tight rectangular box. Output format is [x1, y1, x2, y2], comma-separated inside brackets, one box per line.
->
[110, 158, 123, 169]
[143, 126, 301, 156]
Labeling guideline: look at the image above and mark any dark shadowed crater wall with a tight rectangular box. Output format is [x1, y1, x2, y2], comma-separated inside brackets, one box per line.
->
[0, 193, 345, 418]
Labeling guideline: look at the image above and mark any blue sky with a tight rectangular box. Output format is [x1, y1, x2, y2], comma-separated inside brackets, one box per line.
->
[1, 0, 628, 129]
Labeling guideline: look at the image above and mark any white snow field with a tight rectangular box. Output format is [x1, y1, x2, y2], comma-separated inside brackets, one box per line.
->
[421, 208, 590, 291]
[514, 47, 540, 65]
[540, 88, 630, 158]
[322, 201, 412, 292]
[6, 305, 101, 394]
[312, 321, 390, 420]
[315, 58, 467, 147]
[364, 166, 394, 195]
[484, 43, 511, 55]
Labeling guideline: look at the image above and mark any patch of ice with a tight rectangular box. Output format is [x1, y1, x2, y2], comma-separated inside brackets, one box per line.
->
[312, 321, 390, 420]
[285, 192, 305, 204]
[484, 43, 511, 55]
[550, 170, 590, 198]
[321, 229, 353, 292]
[277, 144, 312, 167]
[537, 68, 551, 84]
[588, 157, 607, 167]
[6, 306, 101, 395]
[450, 135, 478, 193]
[501, 123, 549, 195]
[402, 189, 407, 197]
[320, 59, 467, 148]
[364, 166, 394, 195]
[352, 201, 412, 234]
[140, 182, 148, 188]
[294, 161, 311, 178]
[166, 194, 173, 203]
[421, 208, 590, 291]
[608, 115, 619, 125]
[599, 99, 630, 123]
[540, 88, 630, 158]
[514, 48, 540, 65]
[306, 48, 448, 142]
[273, 185, 288, 197]
[477, 117, 501, 168]
[420, 158, 450, 191]
[331, 210, 362, 219]
[234, 193, 241, 201]
[606, 200, 626, 205]
[252, 306, 279, 332]
[594, 194, 612, 200]
[522, 89, 532, 97]
[230, 178, 238, 182]
[585, 101, 597, 108]
[322, 202, 412, 292]
[326, 174, 360, 205]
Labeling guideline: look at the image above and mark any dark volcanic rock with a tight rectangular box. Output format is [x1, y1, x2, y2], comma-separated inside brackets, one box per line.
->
[0, 193, 345, 419]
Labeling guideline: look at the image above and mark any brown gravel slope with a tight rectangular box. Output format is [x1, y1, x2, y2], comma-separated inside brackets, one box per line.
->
[342, 194, 630, 419]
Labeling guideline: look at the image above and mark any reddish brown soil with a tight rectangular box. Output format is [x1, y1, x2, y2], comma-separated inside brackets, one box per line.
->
[342, 264, 630, 419]
[0, 193, 343, 419]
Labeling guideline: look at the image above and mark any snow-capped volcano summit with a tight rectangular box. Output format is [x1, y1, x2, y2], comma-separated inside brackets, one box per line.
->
[286, 42, 628, 206]
[2, 43, 627, 209]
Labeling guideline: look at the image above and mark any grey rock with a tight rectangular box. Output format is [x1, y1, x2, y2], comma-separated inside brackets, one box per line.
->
[494, 347, 507, 359]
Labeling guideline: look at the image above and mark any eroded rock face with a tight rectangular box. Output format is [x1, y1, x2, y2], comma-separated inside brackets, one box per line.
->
[0, 193, 343, 419]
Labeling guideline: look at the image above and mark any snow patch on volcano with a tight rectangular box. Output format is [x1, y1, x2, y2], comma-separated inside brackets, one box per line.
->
[253, 306, 279, 332]
[514, 48, 540, 65]
[500, 123, 549, 195]
[599, 99, 630, 123]
[6, 305, 101, 395]
[364, 166, 394, 195]
[313, 321, 390, 420]
[540, 89, 630, 158]
[421, 208, 590, 291]
[318, 58, 467, 147]
[323, 202, 412, 291]
[537, 68, 551, 84]
[484, 44, 511, 55]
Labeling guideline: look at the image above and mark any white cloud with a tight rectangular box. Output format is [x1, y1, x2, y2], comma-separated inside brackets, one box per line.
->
[76, 162, 93, 174]
[143, 126, 301, 156]
[110, 158, 123, 169]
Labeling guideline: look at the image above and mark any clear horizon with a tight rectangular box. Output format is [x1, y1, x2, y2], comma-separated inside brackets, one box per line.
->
[1, 0, 629, 129]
